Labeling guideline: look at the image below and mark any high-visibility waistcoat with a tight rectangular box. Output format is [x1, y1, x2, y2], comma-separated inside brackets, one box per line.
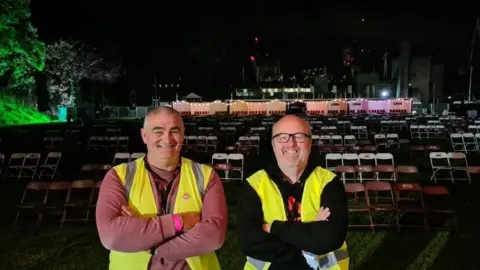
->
[244, 167, 349, 270]
[109, 157, 221, 270]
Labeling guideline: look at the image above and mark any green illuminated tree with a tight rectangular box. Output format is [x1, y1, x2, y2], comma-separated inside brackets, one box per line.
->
[0, 0, 46, 93]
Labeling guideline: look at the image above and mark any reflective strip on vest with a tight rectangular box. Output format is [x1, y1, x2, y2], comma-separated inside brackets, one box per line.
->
[246, 256, 267, 270]
[124, 159, 206, 199]
[318, 249, 349, 269]
[191, 162, 205, 196]
[247, 249, 349, 270]
[124, 161, 137, 200]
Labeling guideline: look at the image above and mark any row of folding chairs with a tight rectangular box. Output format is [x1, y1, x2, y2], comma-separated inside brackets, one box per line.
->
[410, 125, 446, 139]
[379, 120, 408, 131]
[429, 152, 474, 183]
[325, 153, 394, 170]
[15, 180, 103, 226]
[87, 136, 129, 151]
[450, 133, 480, 152]
[184, 136, 218, 152]
[335, 164, 418, 183]
[467, 125, 480, 133]
[0, 152, 61, 180]
[113, 152, 146, 164]
[211, 153, 245, 182]
[346, 181, 455, 231]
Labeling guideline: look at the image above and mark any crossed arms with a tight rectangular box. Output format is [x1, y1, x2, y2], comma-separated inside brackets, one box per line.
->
[95, 169, 227, 260]
[237, 178, 348, 268]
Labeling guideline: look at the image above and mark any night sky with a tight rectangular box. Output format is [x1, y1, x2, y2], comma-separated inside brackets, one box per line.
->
[30, 0, 480, 103]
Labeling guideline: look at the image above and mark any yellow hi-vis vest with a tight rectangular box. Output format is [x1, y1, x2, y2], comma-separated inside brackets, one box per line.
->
[244, 167, 349, 270]
[109, 157, 221, 270]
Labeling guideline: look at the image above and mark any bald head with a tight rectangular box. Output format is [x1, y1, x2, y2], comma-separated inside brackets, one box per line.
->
[143, 106, 182, 129]
[272, 115, 311, 137]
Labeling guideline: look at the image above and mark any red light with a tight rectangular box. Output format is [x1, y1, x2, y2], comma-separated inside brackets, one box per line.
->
[250, 56, 255, 62]
[254, 37, 259, 43]
[361, 18, 365, 22]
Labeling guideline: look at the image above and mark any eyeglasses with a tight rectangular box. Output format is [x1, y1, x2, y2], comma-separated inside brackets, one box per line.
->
[272, 133, 311, 143]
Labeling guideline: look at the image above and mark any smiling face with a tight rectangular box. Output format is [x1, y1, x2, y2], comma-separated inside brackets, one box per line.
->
[141, 109, 184, 163]
[271, 115, 312, 170]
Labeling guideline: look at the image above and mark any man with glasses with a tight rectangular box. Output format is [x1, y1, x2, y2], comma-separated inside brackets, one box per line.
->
[237, 115, 349, 270]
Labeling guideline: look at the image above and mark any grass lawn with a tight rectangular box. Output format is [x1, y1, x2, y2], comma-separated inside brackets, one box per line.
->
[0, 182, 478, 270]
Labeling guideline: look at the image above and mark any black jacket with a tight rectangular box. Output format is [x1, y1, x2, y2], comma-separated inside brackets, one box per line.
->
[237, 159, 348, 270]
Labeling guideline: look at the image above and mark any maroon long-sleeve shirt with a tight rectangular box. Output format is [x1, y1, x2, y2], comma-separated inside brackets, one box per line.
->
[96, 161, 228, 270]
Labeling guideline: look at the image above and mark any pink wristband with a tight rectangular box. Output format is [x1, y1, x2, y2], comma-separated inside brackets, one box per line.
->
[172, 214, 182, 233]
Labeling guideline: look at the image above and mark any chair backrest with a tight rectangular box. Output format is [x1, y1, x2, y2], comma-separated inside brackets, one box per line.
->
[423, 186, 449, 195]
[335, 165, 356, 173]
[395, 183, 422, 192]
[395, 165, 418, 174]
[366, 181, 392, 191]
[130, 152, 146, 159]
[212, 153, 228, 161]
[345, 183, 365, 193]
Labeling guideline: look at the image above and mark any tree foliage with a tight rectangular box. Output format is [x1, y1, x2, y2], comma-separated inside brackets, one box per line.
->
[0, 0, 45, 92]
[44, 40, 122, 107]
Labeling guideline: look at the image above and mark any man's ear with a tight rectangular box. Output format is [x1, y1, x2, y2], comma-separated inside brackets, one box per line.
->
[140, 128, 147, 144]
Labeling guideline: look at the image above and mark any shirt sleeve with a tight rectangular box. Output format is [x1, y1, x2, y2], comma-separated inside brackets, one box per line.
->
[153, 170, 227, 260]
[236, 183, 311, 268]
[96, 168, 177, 253]
[269, 178, 348, 255]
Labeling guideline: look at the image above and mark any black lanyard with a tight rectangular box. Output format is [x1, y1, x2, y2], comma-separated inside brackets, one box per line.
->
[144, 158, 180, 214]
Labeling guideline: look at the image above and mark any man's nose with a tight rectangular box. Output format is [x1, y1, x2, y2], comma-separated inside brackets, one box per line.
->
[162, 133, 175, 144]
[286, 136, 297, 146]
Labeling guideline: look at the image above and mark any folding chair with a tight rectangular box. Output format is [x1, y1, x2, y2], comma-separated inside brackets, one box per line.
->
[342, 153, 359, 166]
[212, 153, 230, 181]
[366, 181, 398, 229]
[447, 152, 470, 183]
[429, 152, 452, 183]
[461, 133, 476, 152]
[207, 136, 219, 152]
[336, 166, 356, 184]
[423, 186, 456, 230]
[63, 180, 96, 224]
[450, 133, 464, 152]
[113, 152, 131, 165]
[227, 153, 244, 182]
[344, 135, 357, 147]
[14, 182, 50, 226]
[374, 134, 387, 149]
[20, 153, 41, 180]
[117, 136, 129, 151]
[345, 183, 374, 231]
[395, 183, 426, 231]
[7, 153, 26, 180]
[325, 153, 342, 171]
[38, 152, 62, 180]
[43, 181, 71, 226]
[386, 133, 400, 149]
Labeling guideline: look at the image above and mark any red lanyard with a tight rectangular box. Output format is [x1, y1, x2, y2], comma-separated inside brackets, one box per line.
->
[144, 158, 180, 214]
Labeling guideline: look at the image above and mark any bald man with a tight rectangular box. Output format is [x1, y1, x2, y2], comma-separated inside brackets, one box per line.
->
[96, 106, 227, 270]
[237, 115, 349, 270]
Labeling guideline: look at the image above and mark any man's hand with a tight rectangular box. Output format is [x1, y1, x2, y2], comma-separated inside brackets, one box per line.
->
[177, 212, 201, 231]
[262, 223, 271, 233]
[316, 207, 330, 221]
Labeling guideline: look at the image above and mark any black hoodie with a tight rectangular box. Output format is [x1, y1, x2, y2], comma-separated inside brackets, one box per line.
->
[236, 158, 348, 270]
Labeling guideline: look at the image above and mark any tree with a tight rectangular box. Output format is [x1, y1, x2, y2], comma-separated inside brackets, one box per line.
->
[44, 40, 122, 108]
[0, 0, 45, 95]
